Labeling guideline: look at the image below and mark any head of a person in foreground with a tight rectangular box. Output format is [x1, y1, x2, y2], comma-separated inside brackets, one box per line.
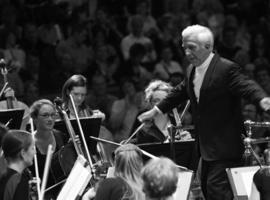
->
[142, 157, 179, 200]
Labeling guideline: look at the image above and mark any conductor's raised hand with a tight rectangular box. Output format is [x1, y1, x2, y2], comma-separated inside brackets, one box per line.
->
[260, 97, 270, 111]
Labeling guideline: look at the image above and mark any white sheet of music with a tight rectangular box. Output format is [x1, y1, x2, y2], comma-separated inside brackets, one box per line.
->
[173, 171, 193, 200]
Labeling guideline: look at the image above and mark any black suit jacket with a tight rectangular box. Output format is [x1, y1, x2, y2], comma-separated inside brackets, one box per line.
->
[158, 54, 267, 161]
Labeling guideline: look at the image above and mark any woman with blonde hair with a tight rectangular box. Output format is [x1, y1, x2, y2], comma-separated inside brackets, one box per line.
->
[83, 143, 145, 200]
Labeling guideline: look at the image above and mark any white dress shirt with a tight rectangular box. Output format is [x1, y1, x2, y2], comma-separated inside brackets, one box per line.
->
[193, 53, 214, 102]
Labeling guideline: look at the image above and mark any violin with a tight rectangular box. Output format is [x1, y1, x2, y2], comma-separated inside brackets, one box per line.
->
[54, 97, 84, 157]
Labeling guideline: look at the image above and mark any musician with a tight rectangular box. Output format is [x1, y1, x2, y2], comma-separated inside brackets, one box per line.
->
[0, 130, 35, 200]
[137, 80, 192, 144]
[83, 144, 145, 200]
[0, 87, 30, 130]
[138, 25, 270, 200]
[61, 74, 105, 119]
[61, 74, 115, 164]
[30, 99, 68, 197]
[142, 157, 179, 200]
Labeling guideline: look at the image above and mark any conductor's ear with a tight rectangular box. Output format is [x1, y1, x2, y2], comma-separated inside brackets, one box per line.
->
[205, 43, 210, 49]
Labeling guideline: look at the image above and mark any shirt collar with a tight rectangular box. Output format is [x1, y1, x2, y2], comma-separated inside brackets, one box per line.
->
[196, 52, 214, 71]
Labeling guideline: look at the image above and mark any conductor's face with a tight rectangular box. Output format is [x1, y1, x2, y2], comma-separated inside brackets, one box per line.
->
[182, 35, 211, 66]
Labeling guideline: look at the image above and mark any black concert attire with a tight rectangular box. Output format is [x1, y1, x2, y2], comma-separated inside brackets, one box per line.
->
[29, 129, 69, 199]
[0, 168, 31, 200]
[156, 54, 267, 200]
[253, 167, 270, 200]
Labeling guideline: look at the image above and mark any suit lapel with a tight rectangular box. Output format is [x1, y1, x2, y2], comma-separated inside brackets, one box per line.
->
[199, 54, 219, 101]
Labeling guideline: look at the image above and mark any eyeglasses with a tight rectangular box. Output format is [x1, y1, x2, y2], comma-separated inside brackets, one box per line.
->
[38, 113, 57, 119]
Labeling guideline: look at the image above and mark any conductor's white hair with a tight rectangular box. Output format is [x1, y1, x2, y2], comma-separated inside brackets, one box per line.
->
[145, 80, 173, 103]
[182, 25, 214, 49]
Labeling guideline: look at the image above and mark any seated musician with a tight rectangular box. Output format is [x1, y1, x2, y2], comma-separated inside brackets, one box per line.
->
[61, 74, 115, 164]
[0, 130, 35, 200]
[30, 99, 69, 198]
[61, 74, 105, 119]
[137, 80, 192, 144]
[82, 143, 145, 200]
[0, 87, 30, 130]
[142, 157, 179, 200]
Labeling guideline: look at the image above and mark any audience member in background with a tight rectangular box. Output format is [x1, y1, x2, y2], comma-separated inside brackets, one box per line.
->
[142, 157, 179, 200]
[90, 44, 120, 85]
[154, 45, 183, 82]
[0, 4, 22, 48]
[2, 31, 26, 72]
[23, 80, 39, 106]
[121, 14, 157, 66]
[0, 130, 35, 200]
[156, 13, 184, 64]
[109, 79, 146, 143]
[117, 43, 153, 91]
[83, 143, 145, 200]
[20, 22, 41, 56]
[216, 26, 241, 62]
[250, 32, 270, 65]
[134, 0, 159, 37]
[86, 74, 118, 123]
[243, 63, 256, 80]
[254, 65, 270, 95]
[56, 24, 94, 75]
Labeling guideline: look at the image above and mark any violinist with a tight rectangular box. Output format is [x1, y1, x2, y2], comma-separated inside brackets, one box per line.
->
[83, 143, 145, 200]
[0, 130, 36, 200]
[137, 80, 192, 144]
[29, 99, 67, 198]
[61, 74, 105, 119]
[61, 74, 114, 163]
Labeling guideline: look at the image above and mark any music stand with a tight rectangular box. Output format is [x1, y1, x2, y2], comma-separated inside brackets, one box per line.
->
[138, 140, 195, 169]
[0, 108, 24, 129]
[226, 166, 260, 200]
[173, 171, 194, 200]
[105, 166, 193, 200]
[54, 117, 101, 155]
[57, 155, 92, 200]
